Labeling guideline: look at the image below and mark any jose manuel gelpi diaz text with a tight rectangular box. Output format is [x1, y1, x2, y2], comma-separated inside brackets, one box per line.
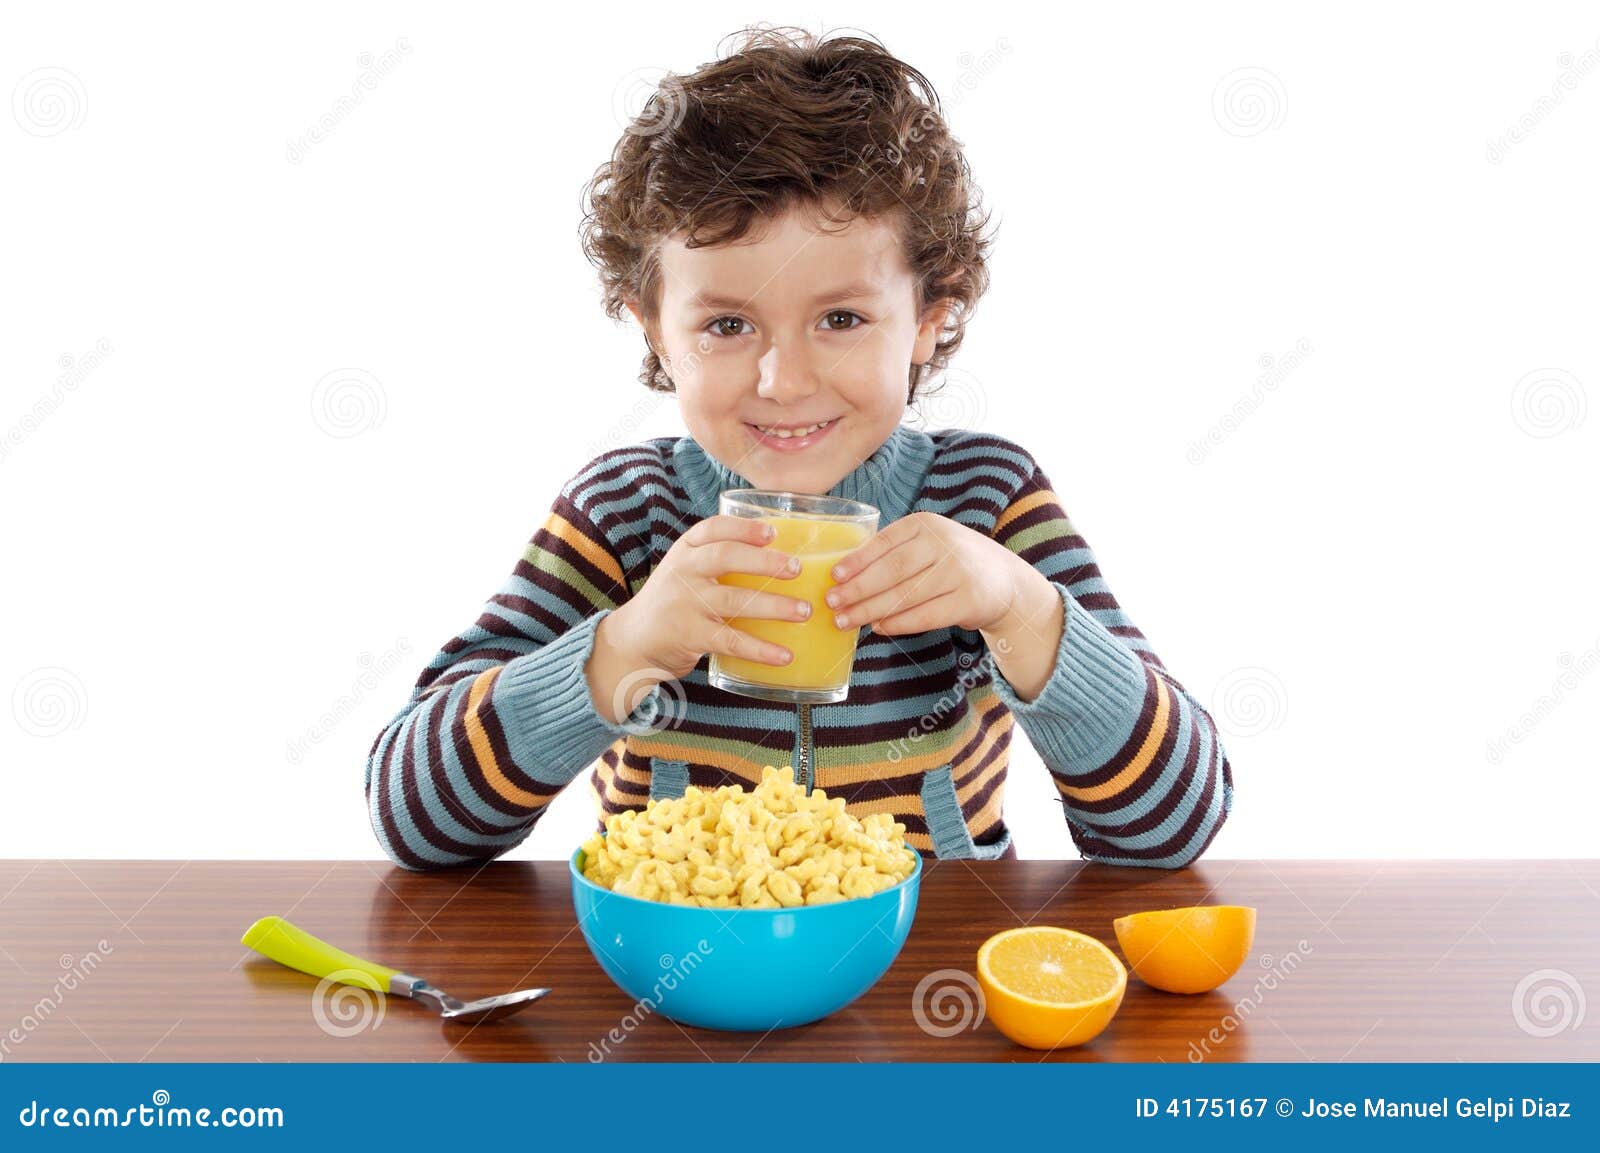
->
[1299, 1097, 1571, 1121]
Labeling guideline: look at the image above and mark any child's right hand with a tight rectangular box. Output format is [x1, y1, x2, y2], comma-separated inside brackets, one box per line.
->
[586, 515, 811, 721]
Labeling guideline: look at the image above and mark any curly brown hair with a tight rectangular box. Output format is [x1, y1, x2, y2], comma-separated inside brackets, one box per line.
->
[578, 24, 995, 402]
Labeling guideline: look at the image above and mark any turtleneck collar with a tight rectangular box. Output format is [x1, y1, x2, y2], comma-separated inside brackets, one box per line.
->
[672, 423, 936, 526]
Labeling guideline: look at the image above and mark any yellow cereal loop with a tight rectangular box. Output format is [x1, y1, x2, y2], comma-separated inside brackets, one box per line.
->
[578, 764, 915, 907]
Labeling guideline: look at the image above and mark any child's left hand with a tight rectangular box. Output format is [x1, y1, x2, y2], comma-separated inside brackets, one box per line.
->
[824, 511, 1043, 637]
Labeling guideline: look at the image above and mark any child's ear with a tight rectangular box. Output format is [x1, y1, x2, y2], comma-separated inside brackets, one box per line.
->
[912, 298, 954, 365]
[624, 297, 664, 357]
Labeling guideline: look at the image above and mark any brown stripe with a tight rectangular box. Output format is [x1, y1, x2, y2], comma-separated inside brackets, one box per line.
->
[1018, 538, 1098, 579]
[423, 683, 528, 839]
[947, 694, 1011, 786]
[1070, 720, 1222, 861]
[1061, 692, 1191, 830]
[404, 690, 526, 859]
[444, 674, 535, 819]
[928, 493, 1012, 524]
[1050, 661, 1162, 791]
[956, 731, 1012, 807]
[476, 671, 569, 801]
[994, 500, 1067, 540]
[852, 631, 954, 671]
[821, 667, 969, 712]
[815, 699, 973, 746]
[585, 485, 688, 550]
[371, 713, 429, 869]
[506, 557, 606, 622]
[575, 449, 666, 491]
[924, 442, 1033, 480]
[961, 760, 1011, 832]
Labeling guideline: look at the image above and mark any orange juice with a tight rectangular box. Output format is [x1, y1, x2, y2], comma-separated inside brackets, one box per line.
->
[711, 514, 874, 699]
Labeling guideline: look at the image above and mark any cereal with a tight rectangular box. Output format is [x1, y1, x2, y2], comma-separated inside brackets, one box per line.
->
[578, 765, 915, 907]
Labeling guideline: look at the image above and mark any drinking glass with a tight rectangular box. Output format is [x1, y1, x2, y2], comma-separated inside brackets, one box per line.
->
[707, 489, 880, 705]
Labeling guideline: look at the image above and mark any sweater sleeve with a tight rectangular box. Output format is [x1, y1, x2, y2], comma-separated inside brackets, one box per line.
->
[983, 457, 1233, 868]
[365, 480, 665, 871]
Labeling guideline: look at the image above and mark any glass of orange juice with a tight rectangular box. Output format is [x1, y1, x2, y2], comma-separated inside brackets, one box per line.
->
[708, 489, 880, 704]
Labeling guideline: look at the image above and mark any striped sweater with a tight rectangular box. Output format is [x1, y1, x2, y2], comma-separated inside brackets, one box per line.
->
[365, 424, 1233, 870]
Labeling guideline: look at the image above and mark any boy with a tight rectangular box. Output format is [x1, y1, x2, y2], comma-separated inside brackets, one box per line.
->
[366, 25, 1232, 870]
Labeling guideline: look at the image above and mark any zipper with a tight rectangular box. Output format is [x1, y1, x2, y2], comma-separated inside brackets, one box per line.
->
[794, 703, 814, 794]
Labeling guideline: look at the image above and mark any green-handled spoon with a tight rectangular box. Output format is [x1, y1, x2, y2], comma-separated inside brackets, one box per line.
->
[241, 915, 551, 1024]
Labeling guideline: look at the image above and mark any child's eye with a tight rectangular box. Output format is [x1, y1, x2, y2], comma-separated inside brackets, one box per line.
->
[706, 316, 751, 338]
[703, 311, 868, 338]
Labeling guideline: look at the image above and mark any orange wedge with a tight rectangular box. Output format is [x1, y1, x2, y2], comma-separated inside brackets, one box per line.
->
[975, 926, 1127, 1050]
[1112, 905, 1256, 994]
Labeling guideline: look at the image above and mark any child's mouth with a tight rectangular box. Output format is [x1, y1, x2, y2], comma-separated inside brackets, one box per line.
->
[744, 417, 840, 453]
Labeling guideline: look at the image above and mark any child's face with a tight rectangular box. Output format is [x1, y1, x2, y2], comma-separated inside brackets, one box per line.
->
[629, 203, 948, 495]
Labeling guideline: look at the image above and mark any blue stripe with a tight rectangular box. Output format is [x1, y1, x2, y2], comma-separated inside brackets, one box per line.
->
[923, 460, 1031, 494]
[1070, 683, 1199, 835]
[429, 678, 537, 840]
[928, 436, 1034, 477]
[485, 580, 585, 636]
[565, 444, 668, 493]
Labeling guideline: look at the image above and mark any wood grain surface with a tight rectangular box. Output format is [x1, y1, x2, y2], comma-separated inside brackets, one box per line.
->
[1, 858, 1594, 1062]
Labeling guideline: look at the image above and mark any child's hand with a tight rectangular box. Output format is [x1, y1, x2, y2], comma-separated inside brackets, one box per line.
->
[824, 511, 1042, 637]
[600, 515, 812, 683]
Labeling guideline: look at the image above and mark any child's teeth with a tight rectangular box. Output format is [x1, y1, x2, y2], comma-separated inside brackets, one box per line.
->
[761, 419, 830, 438]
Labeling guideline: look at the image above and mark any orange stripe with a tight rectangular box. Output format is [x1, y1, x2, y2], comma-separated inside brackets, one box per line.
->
[544, 512, 626, 589]
[994, 489, 1058, 535]
[842, 792, 926, 818]
[464, 667, 542, 807]
[612, 757, 651, 787]
[952, 710, 1012, 798]
[621, 738, 773, 783]
[1059, 675, 1169, 803]
[957, 748, 1008, 808]
[966, 788, 1005, 839]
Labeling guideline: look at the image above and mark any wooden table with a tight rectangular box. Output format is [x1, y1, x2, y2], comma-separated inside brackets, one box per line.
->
[1, 858, 1594, 1062]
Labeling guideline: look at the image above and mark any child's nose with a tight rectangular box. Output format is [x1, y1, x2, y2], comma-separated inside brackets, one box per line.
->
[755, 341, 820, 402]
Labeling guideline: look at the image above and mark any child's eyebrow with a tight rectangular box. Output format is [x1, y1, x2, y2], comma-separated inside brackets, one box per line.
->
[689, 282, 885, 311]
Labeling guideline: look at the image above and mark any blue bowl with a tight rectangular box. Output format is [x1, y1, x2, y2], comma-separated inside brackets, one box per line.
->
[569, 841, 922, 1031]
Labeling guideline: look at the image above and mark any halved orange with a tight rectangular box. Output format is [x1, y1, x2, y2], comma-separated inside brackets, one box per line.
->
[975, 926, 1127, 1050]
[1112, 905, 1256, 994]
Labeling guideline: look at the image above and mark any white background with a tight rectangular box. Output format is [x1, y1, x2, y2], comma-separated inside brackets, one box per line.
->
[4, 2, 1597, 862]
